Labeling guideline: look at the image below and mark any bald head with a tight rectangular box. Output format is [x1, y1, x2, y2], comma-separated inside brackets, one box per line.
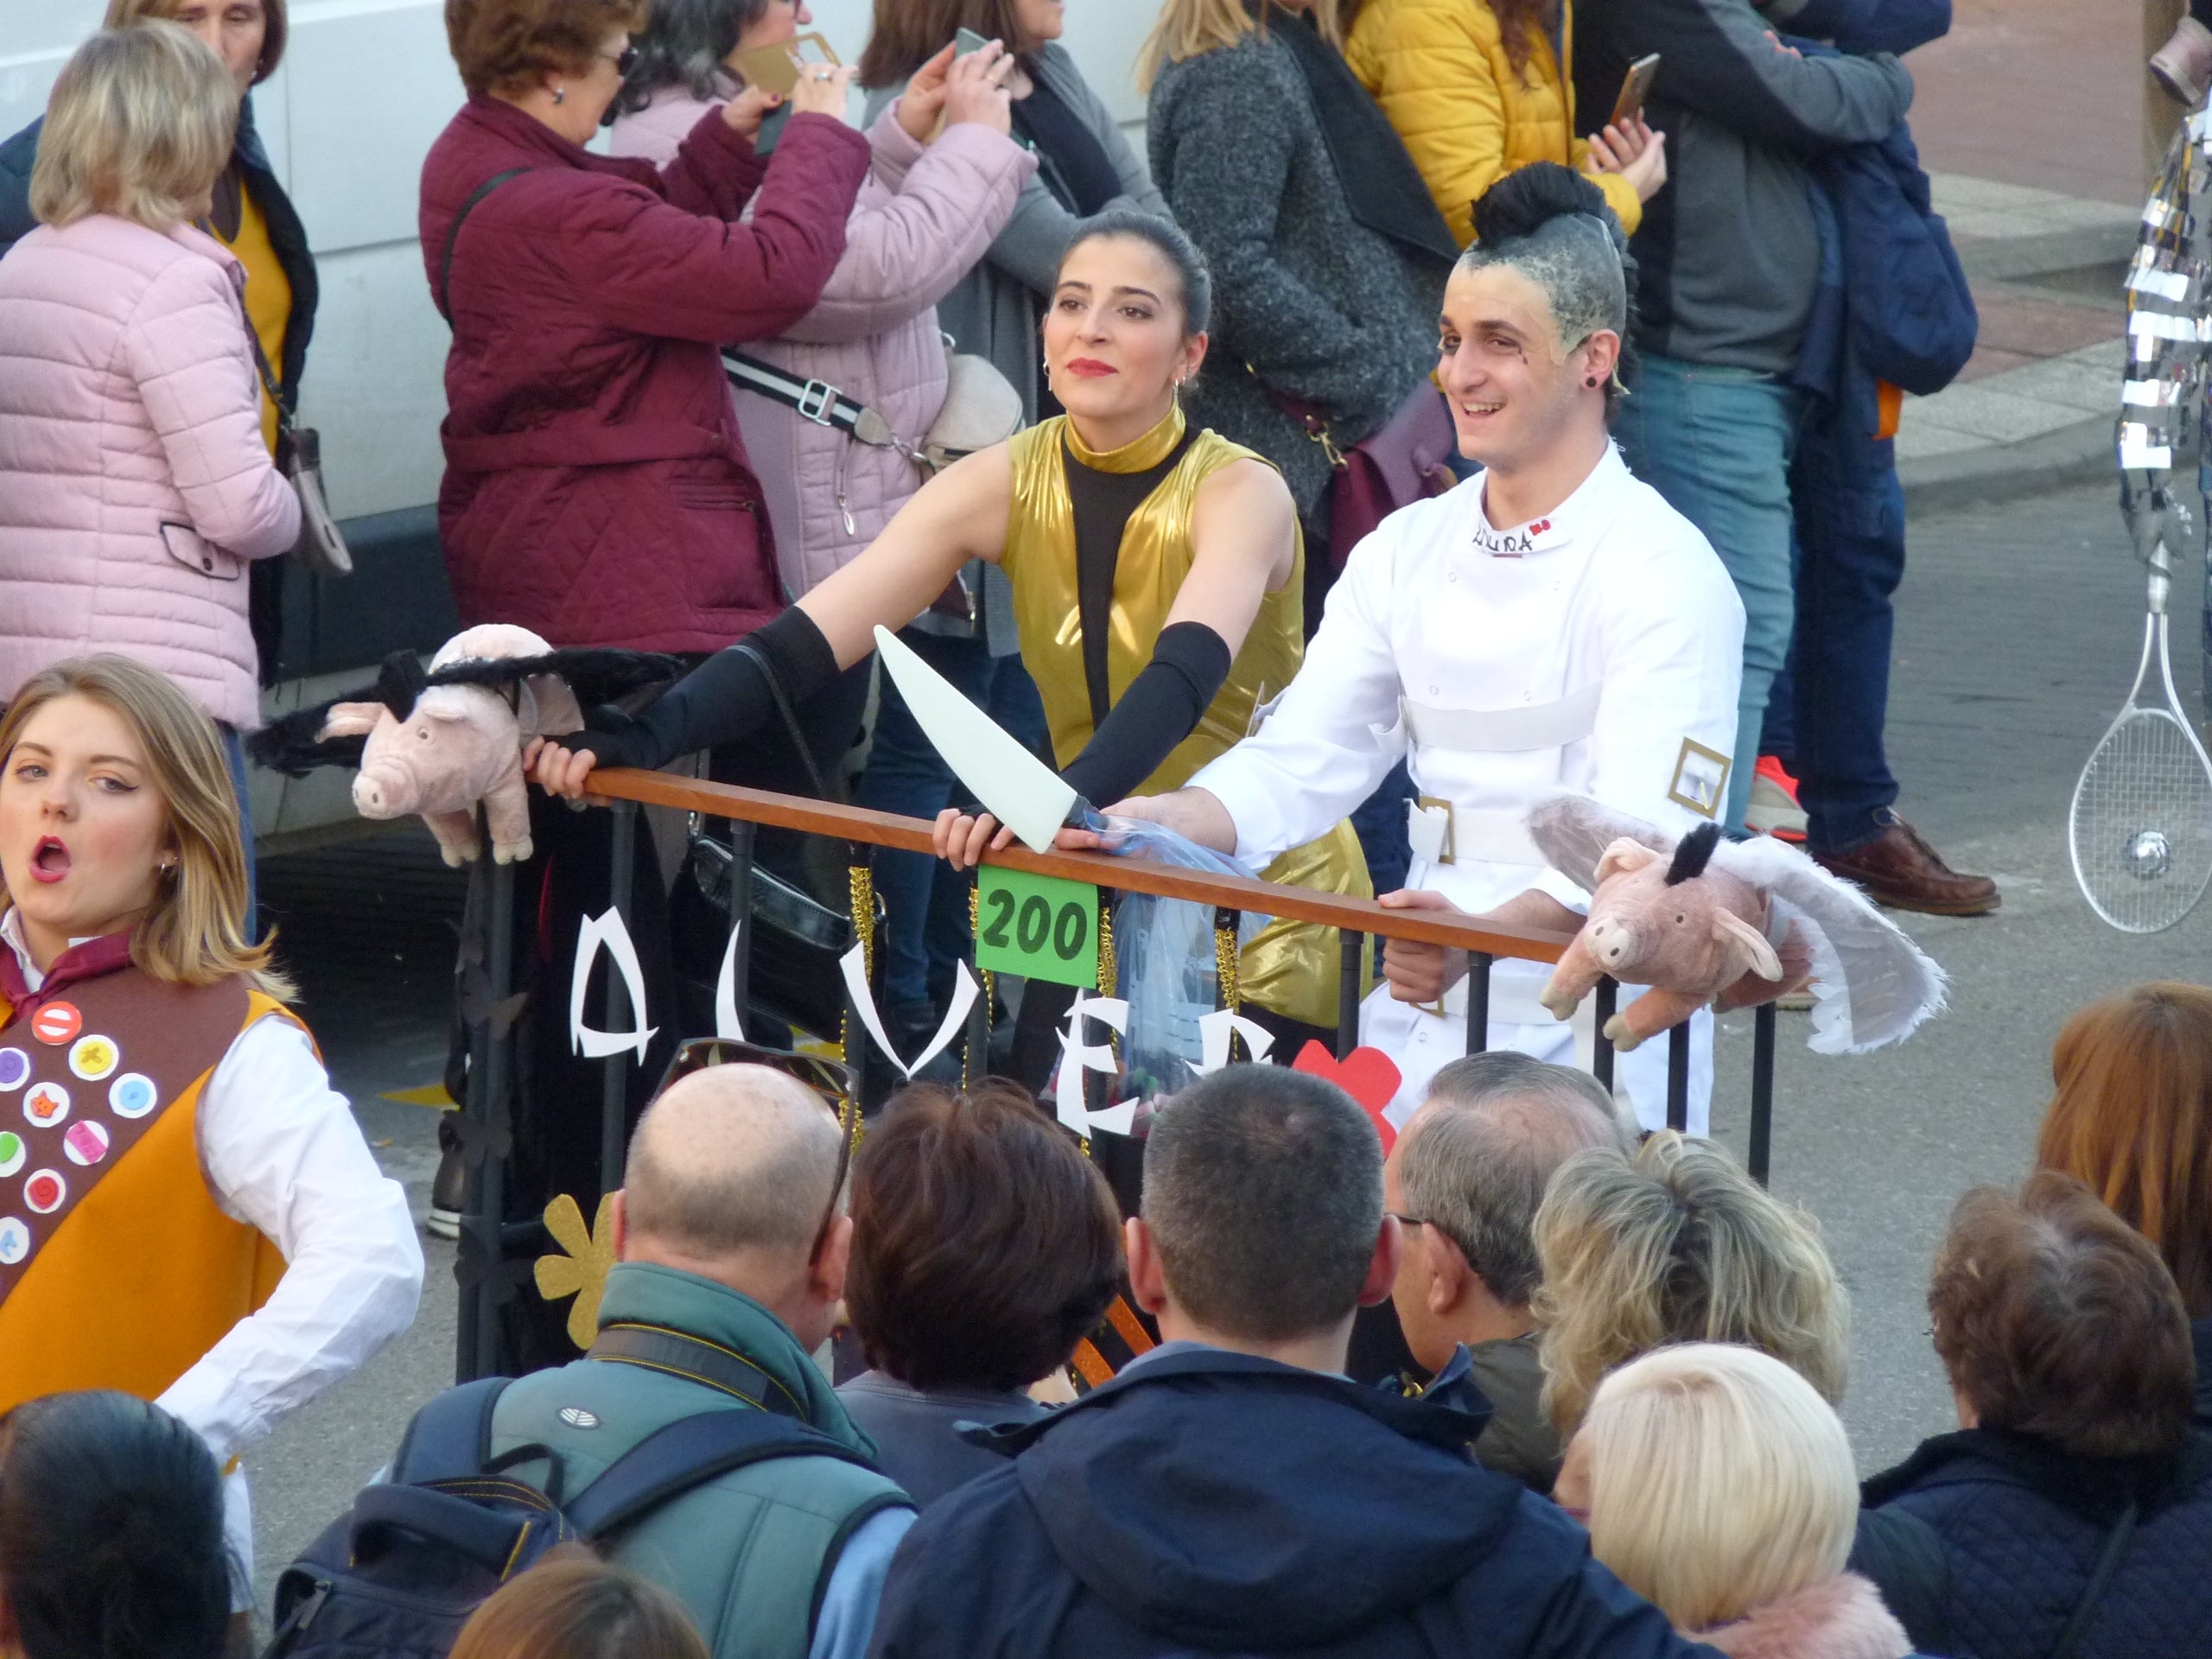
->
[623, 1065, 843, 1265]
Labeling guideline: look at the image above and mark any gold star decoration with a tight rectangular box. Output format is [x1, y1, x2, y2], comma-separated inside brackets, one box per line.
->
[535, 1192, 616, 1351]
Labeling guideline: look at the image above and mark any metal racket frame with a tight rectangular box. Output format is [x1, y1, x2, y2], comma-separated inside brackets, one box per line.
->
[2069, 548, 2212, 932]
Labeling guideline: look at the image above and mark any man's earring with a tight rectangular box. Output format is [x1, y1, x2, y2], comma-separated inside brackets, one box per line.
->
[553, 85, 567, 104]
[1586, 375, 1599, 388]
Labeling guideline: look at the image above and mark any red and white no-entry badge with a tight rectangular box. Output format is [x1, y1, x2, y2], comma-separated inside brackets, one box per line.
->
[30, 1002, 81, 1046]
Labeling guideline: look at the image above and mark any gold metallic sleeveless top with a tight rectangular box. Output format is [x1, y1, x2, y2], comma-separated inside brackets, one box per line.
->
[997, 405, 1371, 1031]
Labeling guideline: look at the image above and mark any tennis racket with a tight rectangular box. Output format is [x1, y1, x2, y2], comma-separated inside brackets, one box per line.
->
[2069, 543, 2212, 932]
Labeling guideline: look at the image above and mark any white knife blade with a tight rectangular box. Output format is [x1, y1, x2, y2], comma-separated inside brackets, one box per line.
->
[873, 624, 1080, 853]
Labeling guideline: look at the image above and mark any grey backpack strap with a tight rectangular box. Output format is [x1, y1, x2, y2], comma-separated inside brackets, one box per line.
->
[437, 168, 531, 324]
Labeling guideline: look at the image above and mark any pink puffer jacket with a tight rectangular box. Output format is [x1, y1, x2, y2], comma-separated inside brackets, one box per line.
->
[613, 92, 1033, 595]
[0, 216, 298, 729]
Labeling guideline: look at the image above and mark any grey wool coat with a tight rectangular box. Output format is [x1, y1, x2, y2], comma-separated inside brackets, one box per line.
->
[1148, 29, 1452, 533]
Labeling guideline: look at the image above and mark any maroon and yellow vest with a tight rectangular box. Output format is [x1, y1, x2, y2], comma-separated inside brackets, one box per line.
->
[0, 937, 293, 1413]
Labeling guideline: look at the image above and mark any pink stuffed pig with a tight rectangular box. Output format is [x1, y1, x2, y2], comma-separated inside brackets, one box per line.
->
[1536, 823, 1812, 1051]
[315, 624, 584, 868]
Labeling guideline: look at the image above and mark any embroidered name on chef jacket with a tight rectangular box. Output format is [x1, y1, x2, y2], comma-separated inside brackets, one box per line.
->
[1471, 517, 1555, 559]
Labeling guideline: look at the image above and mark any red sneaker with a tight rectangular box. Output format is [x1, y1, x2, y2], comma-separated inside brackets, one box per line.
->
[1746, 755, 1808, 842]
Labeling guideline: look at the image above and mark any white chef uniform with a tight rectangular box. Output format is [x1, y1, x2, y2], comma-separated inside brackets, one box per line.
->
[1189, 445, 1744, 1130]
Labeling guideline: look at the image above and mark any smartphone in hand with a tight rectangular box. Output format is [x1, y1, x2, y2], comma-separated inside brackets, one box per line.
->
[733, 31, 839, 155]
[953, 26, 992, 54]
[1611, 53, 1661, 128]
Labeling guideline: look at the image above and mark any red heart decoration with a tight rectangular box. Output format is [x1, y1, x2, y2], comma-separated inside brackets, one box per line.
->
[1291, 1041, 1403, 1151]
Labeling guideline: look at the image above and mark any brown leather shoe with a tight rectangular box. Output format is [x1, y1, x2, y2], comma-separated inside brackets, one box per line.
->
[1814, 810, 1999, 916]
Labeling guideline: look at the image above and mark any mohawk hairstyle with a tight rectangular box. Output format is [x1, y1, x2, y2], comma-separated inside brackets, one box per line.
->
[1665, 822, 1723, 886]
[1462, 162, 1638, 400]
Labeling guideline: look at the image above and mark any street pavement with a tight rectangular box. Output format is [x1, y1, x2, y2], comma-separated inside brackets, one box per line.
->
[238, 475, 2208, 1608]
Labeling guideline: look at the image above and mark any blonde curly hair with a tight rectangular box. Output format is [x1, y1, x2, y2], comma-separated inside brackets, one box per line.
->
[1532, 1131, 1847, 1433]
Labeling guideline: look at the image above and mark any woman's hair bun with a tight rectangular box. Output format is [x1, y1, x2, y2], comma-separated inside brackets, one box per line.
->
[1471, 162, 1616, 250]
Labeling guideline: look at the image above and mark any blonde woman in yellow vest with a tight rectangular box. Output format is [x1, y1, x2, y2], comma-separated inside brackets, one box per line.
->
[0, 654, 422, 1611]
[535, 213, 1370, 1073]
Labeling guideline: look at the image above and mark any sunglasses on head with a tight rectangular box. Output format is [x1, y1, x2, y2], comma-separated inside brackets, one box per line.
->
[654, 1038, 857, 1260]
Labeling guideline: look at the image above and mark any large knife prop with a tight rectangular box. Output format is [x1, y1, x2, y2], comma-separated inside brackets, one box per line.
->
[872, 625, 1103, 851]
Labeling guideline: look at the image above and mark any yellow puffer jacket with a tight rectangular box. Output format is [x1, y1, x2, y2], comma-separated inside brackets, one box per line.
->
[1345, 0, 1642, 248]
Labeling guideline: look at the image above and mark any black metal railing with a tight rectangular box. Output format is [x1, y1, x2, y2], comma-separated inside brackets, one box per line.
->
[451, 772, 1780, 1380]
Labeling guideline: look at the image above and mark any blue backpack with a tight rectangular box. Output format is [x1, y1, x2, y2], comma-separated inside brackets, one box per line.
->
[264, 1376, 880, 1658]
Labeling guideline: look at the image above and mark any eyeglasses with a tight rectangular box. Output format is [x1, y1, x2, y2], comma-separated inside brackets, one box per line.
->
[655, 1037, 857, 1261]
[601, 44, 640, 77]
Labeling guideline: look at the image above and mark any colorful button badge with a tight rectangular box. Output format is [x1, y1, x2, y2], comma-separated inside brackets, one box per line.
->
[67, 1034, 118, 1082]
[0, 1132, 22, 1179]
[22, 1083, 68, 1128]
[0, 1217, 26, 1267]
[109, 1074, 158, 1121]
[22, 1170, 64, 1215]
[0, 1049, 28, 1091]
[62, 1122, 109, 1167]
[29, 1002, 80, 1046]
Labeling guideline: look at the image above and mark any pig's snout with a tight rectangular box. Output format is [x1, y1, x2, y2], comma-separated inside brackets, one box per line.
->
[1584, 917, 1637, 969]
[353, 767, 414, 820]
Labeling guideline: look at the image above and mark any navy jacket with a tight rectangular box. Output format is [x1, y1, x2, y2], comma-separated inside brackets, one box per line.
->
[865, 1346, 1712, 1659]
[1852, 1427, 2212, 1659]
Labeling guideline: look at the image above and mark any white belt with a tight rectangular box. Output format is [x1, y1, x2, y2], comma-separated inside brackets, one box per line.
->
[1401, 683, 1601, 754]
[1408, 803, 1545, 868]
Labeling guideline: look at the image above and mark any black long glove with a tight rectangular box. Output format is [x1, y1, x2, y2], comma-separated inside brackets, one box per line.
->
[1057, 620, 1232, 810]
[559, 606, 840, 772]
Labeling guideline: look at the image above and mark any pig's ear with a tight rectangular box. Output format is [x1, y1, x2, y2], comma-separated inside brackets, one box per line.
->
[316, 702, 385, 740]
[1713, 910, 1783, 982]
[1595, 837, 1661, 883]
[518, 674, 585, 741]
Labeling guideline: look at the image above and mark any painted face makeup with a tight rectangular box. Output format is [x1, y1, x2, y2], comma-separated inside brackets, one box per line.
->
[1435, 264, 1590, 476]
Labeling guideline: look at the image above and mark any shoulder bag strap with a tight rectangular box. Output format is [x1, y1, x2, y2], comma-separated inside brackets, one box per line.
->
[730, 635, 831, 800]
[2048, 1500, 2140, 1659]
[437, 167, 532, 325]
[722, 350, 923, 466]
[588, 1322, 810, 1424]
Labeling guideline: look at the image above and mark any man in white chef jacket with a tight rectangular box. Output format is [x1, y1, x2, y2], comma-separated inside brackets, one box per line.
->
[1089, 167, 1745, 1131]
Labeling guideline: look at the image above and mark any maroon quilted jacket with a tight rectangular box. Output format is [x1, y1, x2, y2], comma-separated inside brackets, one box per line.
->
[421, 96, 869, 651]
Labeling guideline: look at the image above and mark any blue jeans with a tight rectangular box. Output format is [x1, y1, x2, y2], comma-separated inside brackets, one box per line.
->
[219, 723, 257, 934]
[855, 630, 1048, 1014]
[1775, 407, 1907, 854]
[1614, 353, 1806, 833]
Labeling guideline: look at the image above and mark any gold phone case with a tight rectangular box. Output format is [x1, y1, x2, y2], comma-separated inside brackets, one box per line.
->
[728, 32, 839, 97]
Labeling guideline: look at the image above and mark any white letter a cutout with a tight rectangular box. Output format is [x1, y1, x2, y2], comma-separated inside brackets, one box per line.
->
[570, 907, 658, 1061]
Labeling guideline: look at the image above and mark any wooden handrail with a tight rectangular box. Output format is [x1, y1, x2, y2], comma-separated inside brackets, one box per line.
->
[588, 768, 1573, 965]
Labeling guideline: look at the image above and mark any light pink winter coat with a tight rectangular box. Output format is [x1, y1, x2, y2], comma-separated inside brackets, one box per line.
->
[612, 91, 1034, 596]
[0, 215, 299, 730]
[1694, 1573, 1912, 1659]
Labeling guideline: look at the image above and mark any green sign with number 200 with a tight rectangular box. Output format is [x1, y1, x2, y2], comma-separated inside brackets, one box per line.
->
[974, 866, 1099, 989]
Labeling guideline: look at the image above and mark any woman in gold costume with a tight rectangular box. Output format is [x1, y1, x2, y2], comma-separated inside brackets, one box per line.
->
[536, 213, 1369, 1074]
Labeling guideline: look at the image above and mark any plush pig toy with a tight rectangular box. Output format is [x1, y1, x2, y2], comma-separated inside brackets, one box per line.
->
[251, 625, 678, 866]
[1527, 794, 1946, 1055]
